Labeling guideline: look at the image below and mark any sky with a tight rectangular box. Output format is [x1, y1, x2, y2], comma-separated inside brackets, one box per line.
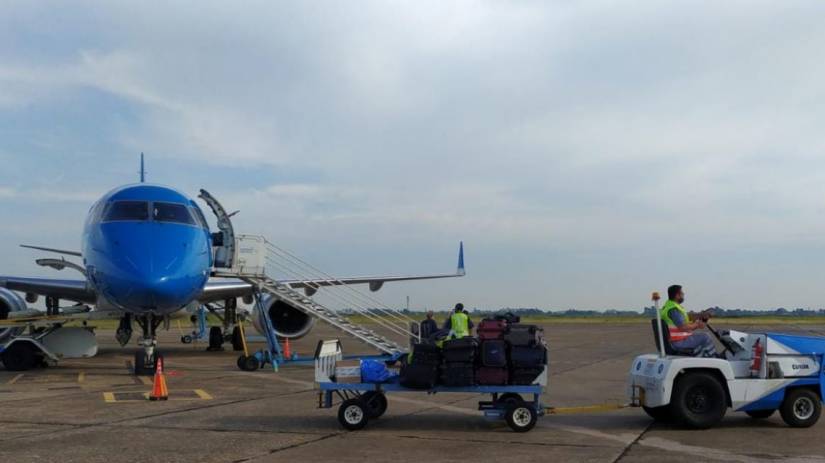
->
[2, 1, 825, 312]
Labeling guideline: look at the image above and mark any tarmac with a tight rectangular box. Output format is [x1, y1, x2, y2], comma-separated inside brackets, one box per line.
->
[1, 322, 824, 463]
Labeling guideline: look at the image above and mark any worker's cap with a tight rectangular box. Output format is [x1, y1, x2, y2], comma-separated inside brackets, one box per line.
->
[455, 303, 464, 311]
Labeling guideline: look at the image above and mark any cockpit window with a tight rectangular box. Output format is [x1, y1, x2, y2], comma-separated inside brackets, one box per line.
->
[153, 202, 195, 225]
[103, 201, 149, 222]
[190, 206, 209, 229]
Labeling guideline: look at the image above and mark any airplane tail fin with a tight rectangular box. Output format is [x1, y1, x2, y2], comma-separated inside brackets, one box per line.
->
[139, 153, 146, 183]
[457, 241, 465, 276]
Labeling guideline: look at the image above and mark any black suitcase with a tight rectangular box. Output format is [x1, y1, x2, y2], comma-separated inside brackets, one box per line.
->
[510, 367, 544, 385]
[493, 312, 521, 324]
[442, 337, 478, 363]
[510, 345, 547, 368]
[441, 362, 476, 386]
[504, 324, 544, 347]
[400, 362, 438, 389]
[476, 366, 509, 385]
[410, 342, 441, 366]
[480, 340, 508, 367]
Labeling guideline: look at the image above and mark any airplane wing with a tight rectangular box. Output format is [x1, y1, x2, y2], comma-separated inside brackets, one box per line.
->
[0, 276, 97, 303]
[20, 244, 83, 257]
[198, 242, 466, 302]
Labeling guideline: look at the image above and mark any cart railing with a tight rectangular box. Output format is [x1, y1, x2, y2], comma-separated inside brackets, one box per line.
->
[315, 339, 343, 383]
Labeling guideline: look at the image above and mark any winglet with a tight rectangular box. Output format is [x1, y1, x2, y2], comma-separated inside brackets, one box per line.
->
[457, 241, 465, 276]
[20, 245, 82, 257]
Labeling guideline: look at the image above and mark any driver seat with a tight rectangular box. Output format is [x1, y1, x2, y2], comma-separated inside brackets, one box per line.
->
[651, 319, 700, 356]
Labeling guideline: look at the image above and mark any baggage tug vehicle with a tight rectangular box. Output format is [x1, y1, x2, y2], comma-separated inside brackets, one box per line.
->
[628, 293, 825, 429]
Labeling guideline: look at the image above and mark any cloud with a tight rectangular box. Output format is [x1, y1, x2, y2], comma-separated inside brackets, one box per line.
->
[2, 1, 825, 309]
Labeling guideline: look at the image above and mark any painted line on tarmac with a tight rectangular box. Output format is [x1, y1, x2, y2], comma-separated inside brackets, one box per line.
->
[7, 374, 23, 385]
[101, 389, 214, 403]
[236, 367, 825, 462]
[637, 436, 825, 463]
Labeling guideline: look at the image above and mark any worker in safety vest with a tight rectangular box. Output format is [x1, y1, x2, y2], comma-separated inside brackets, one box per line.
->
[661, 285, 717, 358]
[443, 303, 473, 339]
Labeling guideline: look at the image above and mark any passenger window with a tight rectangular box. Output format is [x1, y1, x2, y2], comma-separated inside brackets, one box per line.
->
[103, 201, 149, 222]
[153, 202, 195, 225]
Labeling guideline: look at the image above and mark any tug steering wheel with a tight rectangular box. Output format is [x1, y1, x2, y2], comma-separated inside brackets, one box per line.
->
[705, 323, 736, 358]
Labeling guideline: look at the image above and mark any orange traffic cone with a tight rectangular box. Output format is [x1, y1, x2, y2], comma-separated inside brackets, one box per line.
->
[149, 357, 168, 401]
[283, 338, 292, 359]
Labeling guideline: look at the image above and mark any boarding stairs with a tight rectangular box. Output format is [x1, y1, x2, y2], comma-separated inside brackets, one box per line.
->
[214, 235, 414, 355]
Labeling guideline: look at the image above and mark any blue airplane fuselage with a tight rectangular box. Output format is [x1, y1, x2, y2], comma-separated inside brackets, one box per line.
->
[81, 184, 213, 315]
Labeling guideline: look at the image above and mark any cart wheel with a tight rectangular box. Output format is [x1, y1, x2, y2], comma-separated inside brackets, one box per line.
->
[237, 355, 260, 371]
[505, 404, 537, 433]
[362, 391, 388, 418]
[338, 398, 369, 431]
[497, 393, 525, 407]
[780, 389, 821, 428]
[181, 335, 193, 344]
[745, 409, 775, 419]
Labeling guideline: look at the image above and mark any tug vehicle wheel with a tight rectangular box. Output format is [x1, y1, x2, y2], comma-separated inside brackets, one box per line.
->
[1, 342, 37, 371]
[671, 372, 726, 429]
[643, 405, 673, 422]
[338, 398, 369, 430]
[745, 409, 775, 419]
[361, 391, 388, 418]
[780, 389, 821, 428]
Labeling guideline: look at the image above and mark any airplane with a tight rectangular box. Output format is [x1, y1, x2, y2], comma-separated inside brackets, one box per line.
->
[0, 155, 465, 374]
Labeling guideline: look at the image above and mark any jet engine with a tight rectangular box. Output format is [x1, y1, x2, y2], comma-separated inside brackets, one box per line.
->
[251, 293, 315, 339]
[0, 288, 28, 343]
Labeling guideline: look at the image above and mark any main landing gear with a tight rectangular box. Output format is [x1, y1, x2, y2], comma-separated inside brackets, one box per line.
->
[206, 298, 245, 352]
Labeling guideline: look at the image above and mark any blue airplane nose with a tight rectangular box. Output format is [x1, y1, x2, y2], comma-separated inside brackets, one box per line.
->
[96, 222, 210, 313]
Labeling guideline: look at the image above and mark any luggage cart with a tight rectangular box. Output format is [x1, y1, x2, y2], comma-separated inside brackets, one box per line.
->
[314, 340, 547, 432]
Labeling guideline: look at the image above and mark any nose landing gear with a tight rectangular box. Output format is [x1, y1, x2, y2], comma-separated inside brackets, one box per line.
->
[134, 314, 163, 376]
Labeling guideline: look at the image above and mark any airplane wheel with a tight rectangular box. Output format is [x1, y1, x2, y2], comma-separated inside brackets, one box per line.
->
[134, 351, 147, 375]
[231, 326, 244, 351]
[1, 343, 37, 371]
[207, 327, 224, 351]
[134, 351, 162, 375]
[237, 355, 260, 371]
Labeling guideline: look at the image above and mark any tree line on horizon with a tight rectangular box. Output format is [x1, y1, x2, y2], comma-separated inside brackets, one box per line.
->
[342, 306, 825, 318]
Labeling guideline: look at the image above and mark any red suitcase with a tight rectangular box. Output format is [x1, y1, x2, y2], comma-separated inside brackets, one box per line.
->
[476, 366, 509, 385]
[476, 319, 507, 340]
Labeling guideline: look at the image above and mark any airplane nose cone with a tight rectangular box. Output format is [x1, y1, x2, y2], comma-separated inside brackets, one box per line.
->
[96, 223, 209, 312]
[121, 252, 204, 311]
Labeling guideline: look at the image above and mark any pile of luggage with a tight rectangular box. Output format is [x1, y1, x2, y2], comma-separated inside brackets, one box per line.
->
[401, 316, 547, 389]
